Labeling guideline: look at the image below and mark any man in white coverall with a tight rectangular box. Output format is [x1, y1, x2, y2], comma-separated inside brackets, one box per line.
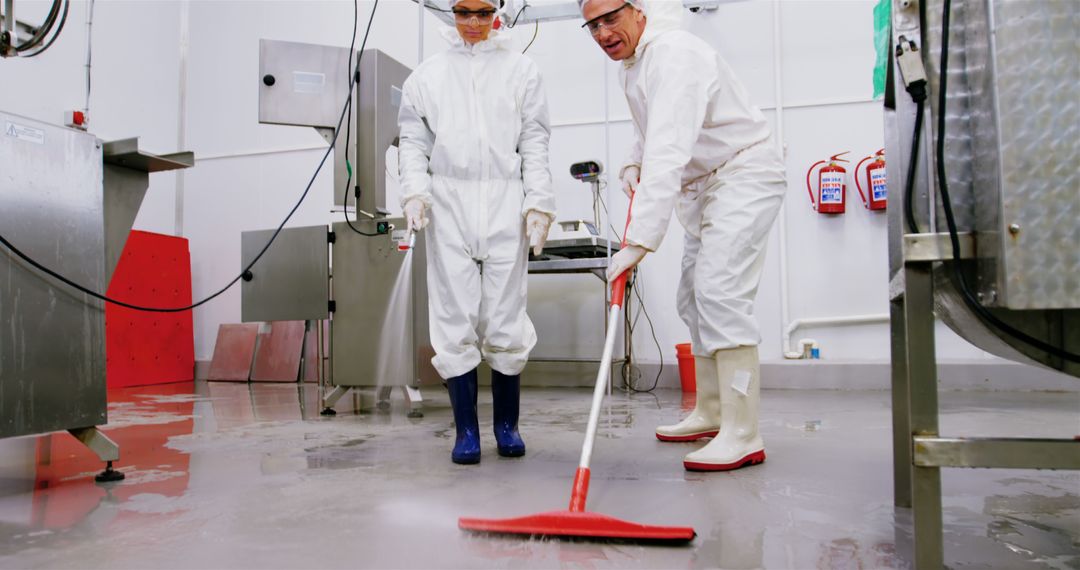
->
[579, 0, 786, 471]
[398, 0, 556, 465]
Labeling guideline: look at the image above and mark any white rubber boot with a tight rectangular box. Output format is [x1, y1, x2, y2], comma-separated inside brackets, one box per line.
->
[683, 345, 765, 471]
[655, 355, 721, 442]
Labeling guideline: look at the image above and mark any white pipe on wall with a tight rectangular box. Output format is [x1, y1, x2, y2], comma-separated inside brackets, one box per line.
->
[782, 314, 890, 359]
[174, 0, 191, 237]
[772, 0, 791, 360]
[417, 0, 424, 63]
[769, 0, 888, 361]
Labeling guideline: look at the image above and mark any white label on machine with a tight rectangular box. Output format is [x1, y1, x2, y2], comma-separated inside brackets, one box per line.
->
[293, 72, 326, 94]
[732, 370, 752, 396]
[5, 122, 45, 145]
[871, 168, 888, 201]
[391, 85, 402, 108]
[820, 172, 844, 204]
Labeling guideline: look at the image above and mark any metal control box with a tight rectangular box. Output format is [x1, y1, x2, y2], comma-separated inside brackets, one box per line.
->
[258, 39, 411, 216]
[240, 225, 330, 323]
[331, 219, 437, 388]
[927, 0, 1079, 310]
[1, 112, 107, 438]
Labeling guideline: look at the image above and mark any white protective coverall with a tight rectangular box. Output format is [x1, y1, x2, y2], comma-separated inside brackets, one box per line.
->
[620, 0, 786, 356]
[397, 28, 556, 380]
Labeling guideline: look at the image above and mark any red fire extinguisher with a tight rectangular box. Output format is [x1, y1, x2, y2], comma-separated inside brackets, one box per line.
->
[806, 152, 849, 214]
[855, 149, 887, 211]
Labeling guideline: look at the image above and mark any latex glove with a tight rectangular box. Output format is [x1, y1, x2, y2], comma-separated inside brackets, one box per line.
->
[606, 244, 648, 282]
[525, 210, 552, 256]
[619, 165, 641, 198]
[403, 198, 428, 233]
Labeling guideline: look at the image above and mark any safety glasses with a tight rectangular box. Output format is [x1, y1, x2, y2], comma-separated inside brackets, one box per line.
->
[453, 9, 497, 25]
[582, 3, 631, 36]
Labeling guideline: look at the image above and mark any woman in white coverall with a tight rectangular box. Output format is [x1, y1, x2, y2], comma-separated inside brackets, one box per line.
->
[398, 0, 556, 465]
[579, 0, 786, 471]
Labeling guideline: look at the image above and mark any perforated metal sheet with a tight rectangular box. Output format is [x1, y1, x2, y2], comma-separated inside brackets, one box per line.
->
[991, 0, 1080, 309]
[924, 0, 1079, 310]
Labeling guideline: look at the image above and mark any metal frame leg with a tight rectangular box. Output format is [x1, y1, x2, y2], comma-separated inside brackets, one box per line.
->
[890, 297, 912, 508]
[321, 385, 350, 416]
[68, 427, 125, 483]
[402, 385, 424, 418]
[904, 264, 943, 569]
[376, 386, 393, 411]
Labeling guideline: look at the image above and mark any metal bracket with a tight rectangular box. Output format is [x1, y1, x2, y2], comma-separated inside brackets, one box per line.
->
[913, 436, 1080, 470]
[68, 427, 120, 462]
[902, 232, 975, 264]
[322, 385, 350, 409]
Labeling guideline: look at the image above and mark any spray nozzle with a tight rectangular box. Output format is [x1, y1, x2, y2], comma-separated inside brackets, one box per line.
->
[398, 231, 416, 252]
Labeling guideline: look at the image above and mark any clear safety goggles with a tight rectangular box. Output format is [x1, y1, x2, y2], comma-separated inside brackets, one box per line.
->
[453, 9, 497, 24]
[582, 3, 631, 36]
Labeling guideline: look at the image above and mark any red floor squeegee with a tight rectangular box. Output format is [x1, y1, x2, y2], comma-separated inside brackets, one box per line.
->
[458, 193, 696, 543]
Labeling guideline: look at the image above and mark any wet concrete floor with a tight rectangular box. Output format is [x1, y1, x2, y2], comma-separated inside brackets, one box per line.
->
[0, 382, 1076, 569]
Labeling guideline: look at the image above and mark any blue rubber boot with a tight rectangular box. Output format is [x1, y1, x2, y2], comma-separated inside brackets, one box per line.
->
[446, 369, 481, 464]
[491, 369, 526, 457]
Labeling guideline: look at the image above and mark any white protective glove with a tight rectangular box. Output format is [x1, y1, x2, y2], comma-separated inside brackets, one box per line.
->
[606, 244, 648, 281]
[525, 210, 553, 256]
[403, 198, 429, 233]
[619, 164, 641, 198]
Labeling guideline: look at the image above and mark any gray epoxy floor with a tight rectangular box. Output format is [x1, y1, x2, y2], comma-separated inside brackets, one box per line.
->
[0, 381, 1077, 569]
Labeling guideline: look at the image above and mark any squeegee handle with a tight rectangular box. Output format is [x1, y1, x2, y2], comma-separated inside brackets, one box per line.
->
[570, 193, 636, 512]
[609, 192, 636, 309]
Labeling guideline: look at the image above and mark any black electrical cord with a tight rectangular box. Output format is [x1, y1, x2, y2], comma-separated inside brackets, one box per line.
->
[0, 0, 376, 313]
[903, 100, 924, 234]
[897, 33, 928, 235]
[625, 269, 663, 393]
[597, 188, 662, 392]
[507, 2, 528, 28]
[522, 20, 538, 53]
[341, 0, 381, 237]
[19, 0, 69, 58]
[933, 0, 1079, 364]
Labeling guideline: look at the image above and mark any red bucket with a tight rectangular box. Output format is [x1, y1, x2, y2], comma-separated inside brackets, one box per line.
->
[675, 343, 695, 393]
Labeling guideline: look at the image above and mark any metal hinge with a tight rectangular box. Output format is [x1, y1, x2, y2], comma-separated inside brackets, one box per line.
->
[903, 232, 975, 264]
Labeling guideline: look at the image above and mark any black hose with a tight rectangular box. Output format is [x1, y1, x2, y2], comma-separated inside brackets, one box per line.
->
[13, 0, 61, 53]
[19, 0, 68, 58]
[904, 101, 924, 234]
[341, 0, 381, 237]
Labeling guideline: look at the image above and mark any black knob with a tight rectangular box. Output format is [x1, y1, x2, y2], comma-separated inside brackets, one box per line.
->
[262, 74, 276, 87]
[242, 270, 254, 282]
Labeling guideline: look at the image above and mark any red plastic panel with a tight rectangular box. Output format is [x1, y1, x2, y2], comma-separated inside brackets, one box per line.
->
[207, 324, 259, 382]
[250, 321, 305, 383]
[105, 230, 195, 389]
[33, 382, 195, 529]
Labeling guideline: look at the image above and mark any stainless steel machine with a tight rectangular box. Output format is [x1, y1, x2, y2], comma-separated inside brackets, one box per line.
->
[244, 40, 435, 416]
[0, 111, 193, 480]
[884, 0, 1079, 566]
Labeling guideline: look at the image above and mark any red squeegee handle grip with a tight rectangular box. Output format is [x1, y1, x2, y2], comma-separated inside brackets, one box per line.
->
[610, 192, 635, 308]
